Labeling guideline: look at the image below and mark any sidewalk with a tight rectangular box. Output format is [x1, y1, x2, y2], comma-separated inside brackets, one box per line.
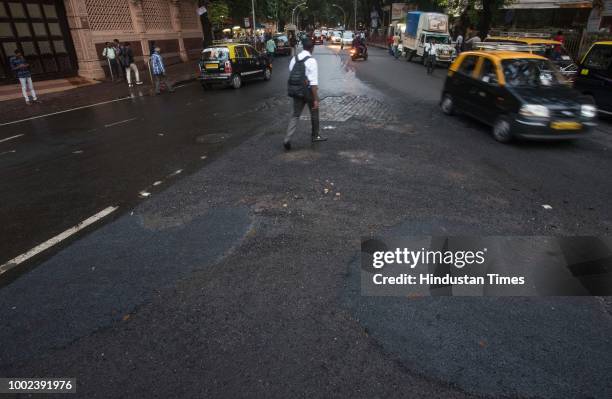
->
[0, 61, 198, 124]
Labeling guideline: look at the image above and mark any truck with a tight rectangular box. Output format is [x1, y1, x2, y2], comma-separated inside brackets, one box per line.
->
[401, 11, 456, 66]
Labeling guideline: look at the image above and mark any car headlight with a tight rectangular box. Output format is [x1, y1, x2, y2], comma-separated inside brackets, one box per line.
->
[581, 104, 597, 118]
[519, 104, 550, 118]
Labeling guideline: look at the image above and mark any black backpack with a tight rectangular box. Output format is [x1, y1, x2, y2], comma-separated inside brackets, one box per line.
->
[287, 55, 311, 100]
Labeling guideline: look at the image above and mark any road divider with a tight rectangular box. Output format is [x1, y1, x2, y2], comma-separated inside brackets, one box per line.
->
[0, 206, 118, 276]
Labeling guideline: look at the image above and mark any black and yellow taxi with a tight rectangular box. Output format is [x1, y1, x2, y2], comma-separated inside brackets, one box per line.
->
[483, 36, 578, 80]
[573, 41, 612, 117]
[198, 42, 272, 89]
[440, 51, 597, 143]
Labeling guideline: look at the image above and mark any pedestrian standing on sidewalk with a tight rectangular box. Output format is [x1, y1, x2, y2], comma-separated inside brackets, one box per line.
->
[113, 39, 125, 80]
[102, 42, 119, 81]
[9, 49, 37, 105]
[283, 39, 326, 151]
[121, 42, 142, 87]
[151, 47, 174, 95]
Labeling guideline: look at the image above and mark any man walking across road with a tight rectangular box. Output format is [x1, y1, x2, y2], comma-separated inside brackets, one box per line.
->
[284, 39, 326, 151]
[9, 49, 37, 105]
[266, 36, 276, 57]
[121, 42, 142, 87]
[150, 47, 174, 95]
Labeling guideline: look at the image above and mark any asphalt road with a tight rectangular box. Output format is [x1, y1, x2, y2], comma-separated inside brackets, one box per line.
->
[0, 44, 611, 398]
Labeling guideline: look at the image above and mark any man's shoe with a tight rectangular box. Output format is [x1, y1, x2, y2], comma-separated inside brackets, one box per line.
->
[311, 135, 327, 142]
[128, 83, 133, 87]
[283, 141, 291, 151]
[25, 101, 31, 105]
[136, 81, 143, 85]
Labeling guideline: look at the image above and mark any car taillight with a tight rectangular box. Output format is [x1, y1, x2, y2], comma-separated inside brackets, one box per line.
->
[224, 60, 232, 74]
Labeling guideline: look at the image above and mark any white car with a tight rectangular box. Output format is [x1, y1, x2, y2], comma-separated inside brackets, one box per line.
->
[330, 31, 342, 44]
[341, 31, 354, 46]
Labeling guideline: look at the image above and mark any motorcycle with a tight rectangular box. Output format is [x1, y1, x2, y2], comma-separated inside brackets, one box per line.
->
[350, 46, 368, 61]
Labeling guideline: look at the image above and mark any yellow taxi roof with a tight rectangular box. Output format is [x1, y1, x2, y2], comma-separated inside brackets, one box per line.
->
[593, 41, 612, 45]
[487, 36, 561, 45]
[462, 50, 547, 61]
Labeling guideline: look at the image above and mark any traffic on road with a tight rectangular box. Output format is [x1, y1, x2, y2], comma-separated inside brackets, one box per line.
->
[1, 6, 611, 399]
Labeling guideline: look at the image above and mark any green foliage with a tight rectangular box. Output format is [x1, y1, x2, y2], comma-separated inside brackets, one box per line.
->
[208, 1, 231, 28]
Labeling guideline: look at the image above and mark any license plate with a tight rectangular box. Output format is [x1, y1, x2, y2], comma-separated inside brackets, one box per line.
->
[550, 121, 581, 130]
[205, 63, 219, 69]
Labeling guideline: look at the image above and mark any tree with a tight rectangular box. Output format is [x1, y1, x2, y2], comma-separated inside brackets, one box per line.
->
[208, 1, 230, 29]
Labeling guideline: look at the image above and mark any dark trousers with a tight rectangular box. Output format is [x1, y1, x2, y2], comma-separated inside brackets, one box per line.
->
[285, 97, 319, 143]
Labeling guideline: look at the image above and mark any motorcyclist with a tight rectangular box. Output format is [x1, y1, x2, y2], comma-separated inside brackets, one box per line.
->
[352, 34, 367, 57]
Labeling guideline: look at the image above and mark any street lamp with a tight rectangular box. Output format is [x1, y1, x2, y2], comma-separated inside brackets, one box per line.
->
[296, 6, 308, 30]
[291, 2, 307, 27]
[331, 4, 346, 29]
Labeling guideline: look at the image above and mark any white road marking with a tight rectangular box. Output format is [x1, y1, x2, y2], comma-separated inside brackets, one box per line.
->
[0, 97, 132, 127]
[72, 150, 83, 154]
[152, 180, 162, 186]
[169, 169, 183, 176]
[0, 206, 118, 276]
[0, 134, 24, 143]
[542, 204, 553, 210]
[0, 150, 16, 156]
[139, 191, 151, 198]
[104, 117, 137, 128]
[200, 155, 207, 160]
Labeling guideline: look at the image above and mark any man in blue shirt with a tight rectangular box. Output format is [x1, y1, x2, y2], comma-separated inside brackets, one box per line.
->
[150, 47, 174, 94]
[10, 49, 38, 105]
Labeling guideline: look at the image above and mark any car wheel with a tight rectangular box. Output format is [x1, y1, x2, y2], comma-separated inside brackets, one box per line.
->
[492, 117, 513, 143]
[263, 67, 272, 81]
[231, 74, 242, 89]
[440, 94, 454, 115]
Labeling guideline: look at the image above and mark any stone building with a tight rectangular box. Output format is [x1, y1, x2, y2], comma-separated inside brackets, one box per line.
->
[0, 0, 203, 84]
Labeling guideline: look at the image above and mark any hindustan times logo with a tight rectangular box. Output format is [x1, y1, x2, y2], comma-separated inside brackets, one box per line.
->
[372, 248, 487, 269]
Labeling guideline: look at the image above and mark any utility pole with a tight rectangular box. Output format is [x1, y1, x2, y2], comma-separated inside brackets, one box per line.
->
[354, 0, 357, 31]
[251, 0, 256, 33]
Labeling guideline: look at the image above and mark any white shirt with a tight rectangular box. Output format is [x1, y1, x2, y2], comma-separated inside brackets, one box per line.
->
[288, 50, 318, 86]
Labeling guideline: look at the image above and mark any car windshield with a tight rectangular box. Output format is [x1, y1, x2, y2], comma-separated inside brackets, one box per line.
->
[202, 48, 229, 61]
[426, 35, 450, 44]
[343, 31, 354, 39]
[502, 59, 565, 87]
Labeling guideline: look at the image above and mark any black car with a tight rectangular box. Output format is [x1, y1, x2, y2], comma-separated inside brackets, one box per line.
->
[573, 41, 612, 117]
[198, 43, 272, 89]
[440, 51, 597, 143]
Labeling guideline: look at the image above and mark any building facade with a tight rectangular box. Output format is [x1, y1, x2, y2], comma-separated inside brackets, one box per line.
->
[0, 0, 203, 84]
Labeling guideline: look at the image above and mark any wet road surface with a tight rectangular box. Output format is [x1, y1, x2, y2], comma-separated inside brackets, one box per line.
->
[1, 44, 611, 398]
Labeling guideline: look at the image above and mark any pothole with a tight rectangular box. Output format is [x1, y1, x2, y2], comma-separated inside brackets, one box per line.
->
[300, 95, 394, 122]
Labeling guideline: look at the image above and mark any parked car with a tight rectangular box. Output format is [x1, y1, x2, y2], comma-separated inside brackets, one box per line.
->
[198, 43, 272, 89]
[273, 34, 292, 56]
[573, 41, 612, 117]
[483, 36, 578, 80]
[440, 51, 597, 143]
